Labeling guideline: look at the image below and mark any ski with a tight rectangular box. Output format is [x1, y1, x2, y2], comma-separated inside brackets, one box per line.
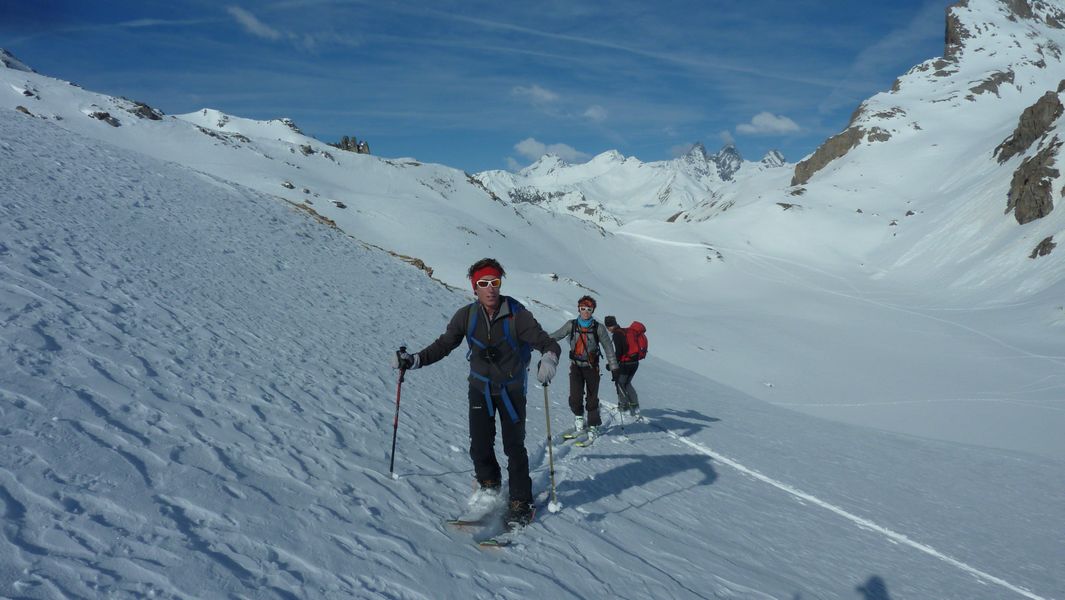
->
[477, 503, 537, 548]
[574, 435, 597, 447]
[478, 533, 518, 548]
[446, 517, 491, 528]
[557, 428, 582, 441]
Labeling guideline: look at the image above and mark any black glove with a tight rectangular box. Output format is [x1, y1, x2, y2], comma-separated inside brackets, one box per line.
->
[390, 349, 420, 370]
[610, 369, 618, 382]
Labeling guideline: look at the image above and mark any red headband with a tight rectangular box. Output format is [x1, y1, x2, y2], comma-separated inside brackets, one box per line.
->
[470, 266, 502, 289]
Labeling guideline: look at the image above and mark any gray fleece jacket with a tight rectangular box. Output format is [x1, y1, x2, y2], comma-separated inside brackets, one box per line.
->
[549, 319, 619, 370]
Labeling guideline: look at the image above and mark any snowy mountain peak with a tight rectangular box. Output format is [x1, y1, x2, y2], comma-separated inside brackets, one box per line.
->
[178, 108, 308, 143]
[0, 48, 35, 73]
[760, 149, 786, 168]
[518, 153, 568, 177]
[590, 149, 627, 163]
[685, 142, 709, 160]
[713, 143, 744, 181]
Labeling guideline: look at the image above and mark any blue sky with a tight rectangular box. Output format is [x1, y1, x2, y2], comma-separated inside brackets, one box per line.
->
[2, 0, 948, 172]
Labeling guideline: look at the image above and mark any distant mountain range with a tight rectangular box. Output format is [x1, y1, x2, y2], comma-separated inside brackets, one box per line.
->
[474, 143, 788, 227]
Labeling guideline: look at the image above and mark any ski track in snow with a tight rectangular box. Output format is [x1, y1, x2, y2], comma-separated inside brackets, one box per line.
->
[638, 412, 1050, 600]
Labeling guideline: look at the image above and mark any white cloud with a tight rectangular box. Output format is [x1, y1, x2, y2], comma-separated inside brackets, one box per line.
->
[512, 84, 559, 104]
[513, 137, 588, 162]
[227, 6, 282, 40]
[735, 112, 800, 135]
[505, 156, 523, 172]
[583, 105, 607, 122]
[719, 130, 736, 145]
[670, 143, 696, 158]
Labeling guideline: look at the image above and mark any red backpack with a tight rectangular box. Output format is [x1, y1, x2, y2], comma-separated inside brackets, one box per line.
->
[620, 321, 648, 362]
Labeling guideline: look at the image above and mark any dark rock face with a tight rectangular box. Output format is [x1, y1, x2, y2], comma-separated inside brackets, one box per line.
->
[1006, 136, 1061, 224]
[969, 70, 1015, 97]
[329, 135, 371, 154]
[1004, 0, 1035, 20]
[789, 125, 892, 186]
[125, 100, 163, 120]
[1030, 236, 1056, 258]
[994, 91, 1064, 163]
[89, 111, 120, 127]
[945, 1, 972, 59]
[714, 145, 743, 181]
[792, 128, 862, 186]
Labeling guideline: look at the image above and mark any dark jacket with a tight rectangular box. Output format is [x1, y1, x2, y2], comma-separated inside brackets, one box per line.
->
[612, 329, 638, 369]
[418, 297, 562, 387]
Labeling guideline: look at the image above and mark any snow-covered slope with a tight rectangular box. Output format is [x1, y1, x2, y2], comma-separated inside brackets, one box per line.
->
[3, 102, 1063, 600]
[474, 143, 789, 228]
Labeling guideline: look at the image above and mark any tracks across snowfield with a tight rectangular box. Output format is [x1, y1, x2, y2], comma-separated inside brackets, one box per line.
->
[593, 408, 1049, 600]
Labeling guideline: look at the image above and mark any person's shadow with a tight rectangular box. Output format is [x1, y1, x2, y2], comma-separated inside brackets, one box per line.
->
[856, 576, 891, 600]
[623, 407, 721, 438]
[555, 452, 717, 515]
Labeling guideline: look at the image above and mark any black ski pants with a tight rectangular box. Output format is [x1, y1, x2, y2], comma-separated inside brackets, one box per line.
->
[568, 363, 602, 426]
[468, 384, 532, 503]
[615, 362, 639, 408]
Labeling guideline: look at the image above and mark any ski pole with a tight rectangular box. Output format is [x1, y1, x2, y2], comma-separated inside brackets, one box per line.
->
[543, 382, 558, 507]
[615, 379, 627, 434]
[388, 346, 408, 477]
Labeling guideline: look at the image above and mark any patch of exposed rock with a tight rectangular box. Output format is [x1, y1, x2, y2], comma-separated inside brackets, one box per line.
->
[329, 135, 371, 154]
[123, 99, 163, 120]
[1006, 136, 1061, 224]
[791, 125, 891, 186]
[968, 70, 1015, 98]
[945, 1, 972, 59]
[89, 111, 120, 127]
[1029, 236, 1056, 258]
[994, 90, 1064, 163]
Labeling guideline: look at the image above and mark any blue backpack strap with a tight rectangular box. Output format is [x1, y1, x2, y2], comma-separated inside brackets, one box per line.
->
[466, 299, 528, 424]
[465, 302, 485, 360]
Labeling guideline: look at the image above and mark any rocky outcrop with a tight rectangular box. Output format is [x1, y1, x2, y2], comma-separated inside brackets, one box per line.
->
[0, 48, 35, 72]
[945, 1, 972, 59]
[994, 91, 1064, 163]
[1006, 136, 1061, 224]
[791, 125, 893, 186]
[329, 135, 371, 154]
[1029, 236, 1056, 258]
[968, 70, 1015, 97]
[124, 99, 163, 121]
[89, 111, 120, 127]
[714, 145, 743, 181]
[1004, 0, 1034, 21]
[760, 150, 786, 168]
[791, 128, 862, 186]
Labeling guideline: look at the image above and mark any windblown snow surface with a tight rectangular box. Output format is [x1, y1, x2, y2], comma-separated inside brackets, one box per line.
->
[2, 103, 1064, 598]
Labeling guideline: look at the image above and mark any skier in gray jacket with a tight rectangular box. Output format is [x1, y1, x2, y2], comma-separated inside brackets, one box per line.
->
[549, 295, 618, 440]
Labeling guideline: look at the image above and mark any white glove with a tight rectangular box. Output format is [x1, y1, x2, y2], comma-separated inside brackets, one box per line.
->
[536, 352, 558, 385]
[390, 349, 420, 370]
